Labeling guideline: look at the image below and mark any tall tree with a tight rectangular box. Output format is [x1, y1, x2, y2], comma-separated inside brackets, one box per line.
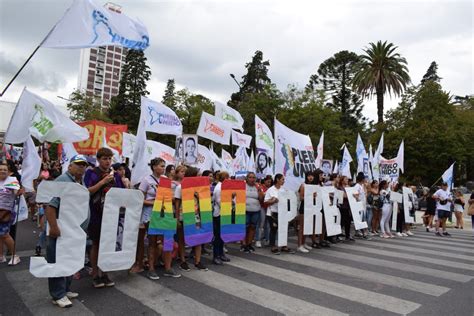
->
[229, 50, 271, 107]
[109, 50, 151, 132]
[66, 89, 111, 122]
[352, 41, 411, 124]
[162, 78, 177, 110]
[307, 50, 366, 130]
[420, 61, 441, 84]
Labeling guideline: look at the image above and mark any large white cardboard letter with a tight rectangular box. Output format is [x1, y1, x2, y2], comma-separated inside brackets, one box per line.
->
[277, 190, 297, 247]
[345, 186, 368, 230]
[303, 184, 323, 235]
[98, 188, 143, 271]
[403, 187, 414, 224]
[320, 186, 342, 237]
[390, 191, 403, 230]
[30, 182, 89, 277]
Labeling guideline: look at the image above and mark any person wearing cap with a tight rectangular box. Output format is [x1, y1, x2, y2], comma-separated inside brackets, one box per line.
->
[45, 154, 89, 308]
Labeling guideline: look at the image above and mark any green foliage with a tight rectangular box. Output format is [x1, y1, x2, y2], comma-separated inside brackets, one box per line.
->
[162, 79, 177, 110]
[66, 89, 111, 122]
[307, 50, 367, 132]
[353, 40, 411, 124]
[108, 50, 151, 132]
[420, 61, 441, 85]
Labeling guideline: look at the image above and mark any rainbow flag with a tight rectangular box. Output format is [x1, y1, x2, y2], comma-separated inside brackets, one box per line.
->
[3, 177, 21, 191]
[181, 177, 213, 246]
[220, 179, 246, 242]
[148, 177, 177, 251]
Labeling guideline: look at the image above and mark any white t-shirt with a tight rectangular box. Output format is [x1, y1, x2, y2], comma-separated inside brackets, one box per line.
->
[264, 185, 280, 216]
[354, 183, 366, 207]
[434, 189, 452, 211]
[138, 174, 160, 201]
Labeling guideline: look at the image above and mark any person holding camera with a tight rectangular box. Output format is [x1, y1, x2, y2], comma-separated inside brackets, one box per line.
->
[433, 182, 453, 237]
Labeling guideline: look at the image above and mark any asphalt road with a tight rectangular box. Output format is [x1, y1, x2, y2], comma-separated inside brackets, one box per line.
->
[1, 218, 473, 315]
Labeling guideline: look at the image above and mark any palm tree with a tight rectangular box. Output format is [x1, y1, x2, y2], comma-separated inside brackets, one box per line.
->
[352, 41, 411, 123]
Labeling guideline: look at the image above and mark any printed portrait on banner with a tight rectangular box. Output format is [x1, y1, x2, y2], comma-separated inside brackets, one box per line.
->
[175, 136, 183, 162]
[321, 159, 333, 176]
[256, 148, 273, 178]
[183, 134, 198, 165]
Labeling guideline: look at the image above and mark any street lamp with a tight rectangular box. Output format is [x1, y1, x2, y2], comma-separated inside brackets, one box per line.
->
[229, 73, 241, 89]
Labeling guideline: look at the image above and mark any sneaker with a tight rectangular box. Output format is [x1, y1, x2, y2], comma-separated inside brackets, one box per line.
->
[442, 232, 451, 236]
[435, 232, 443, 237]
[8, 255, 20, 266]
[355, 231, 363, 238]
[401, 233, 408, 237]
[406, 231, 414, 236]
[223, 246, 228, 253]
[248, 245, 256, 252]
[52, 296, 72, 308]
[240, 245, 246, 252]
[396, 232, 403, 237]
[219, 255, 231, 262]
[271, 248, 281, 255]
[297, 246, 309, 253]
[311, 242, 321, 249]
[102, 274, 115, 287]
[147, 271, 160, 280]
[92, 277, 105, 288]
[212, 257, 223, 265]
[179, 261, 191, 271]
[0, 256, 6, 263]
[255, 241, 262, 248]
[35, 246, 41, 256]
[243, 246, 251, 254]
[194, 262, 208, 271]
[164, 268, 181, 278]
[303, 244, 312, 250]
[66, 291, 79, 299]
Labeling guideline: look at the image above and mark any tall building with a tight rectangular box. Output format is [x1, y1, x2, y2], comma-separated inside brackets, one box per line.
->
[76, 3, 126, 108]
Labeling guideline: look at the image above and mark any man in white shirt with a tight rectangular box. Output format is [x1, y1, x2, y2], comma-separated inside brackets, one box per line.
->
[433, 182, 452, 236]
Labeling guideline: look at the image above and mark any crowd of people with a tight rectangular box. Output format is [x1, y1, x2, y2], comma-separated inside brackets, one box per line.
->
[0, 147, 473, 309]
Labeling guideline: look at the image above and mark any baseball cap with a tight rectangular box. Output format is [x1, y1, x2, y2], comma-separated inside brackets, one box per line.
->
[70, 154, 88, 165]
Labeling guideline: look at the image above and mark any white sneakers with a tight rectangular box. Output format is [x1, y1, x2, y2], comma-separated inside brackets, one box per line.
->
[66, 292, 79, 299]
[303, 244, 312, 251]
[297, 245, 309, 253]
[52, 296, 73, 308]
[401, 232, 408, 237]
[396, 232, 403, 237]
[8, 255, 20, 266]
[0, 256, 6, 263]
[255, 241, 262, 248]
[406, 231, 414, 236]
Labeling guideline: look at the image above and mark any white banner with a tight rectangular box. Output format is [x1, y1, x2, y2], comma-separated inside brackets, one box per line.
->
[5, 89, 89, 144]
[196, 112, 231, 145]
[98, 188, 142, 271]
[222, 149, 234, 175]
[146, 140, 176, 165]
[315, 131, 324, 169]
[255, 115, 274, 152]
[232, 146, 249, 176]
[141, 97, 182, 136]
[341, 145, 353, 178]
[255, 148, 273, 178]
[380, 158, 399, 181]
[41, 0, 149, 50]
[121, 132, 136, 159]
[277, 190, 298, 247]
[214, 101, 244, 131]
[21, 136, 41, 192]
[232, 130, 252, 148]
[30, 182, 89, 277]
[274, 119, 315, 191]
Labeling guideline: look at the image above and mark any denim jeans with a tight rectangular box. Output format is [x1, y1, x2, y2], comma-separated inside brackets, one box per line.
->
[46, 237, 72, 300]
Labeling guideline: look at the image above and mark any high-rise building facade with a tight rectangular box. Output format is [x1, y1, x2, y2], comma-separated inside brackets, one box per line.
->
[76, 3, 126, 108]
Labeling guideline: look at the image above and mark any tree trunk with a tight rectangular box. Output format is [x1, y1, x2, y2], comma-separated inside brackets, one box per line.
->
[376, 86, 384, 123]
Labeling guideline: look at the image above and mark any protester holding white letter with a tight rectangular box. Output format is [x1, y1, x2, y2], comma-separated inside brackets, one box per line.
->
[433, 182, 453, 237]
[336, 176, 354, 242]
[45, 155, 89, 308]
[264, 174, 295, 255]
[379, 180, 394, 239]
[297, 172, 316, 253]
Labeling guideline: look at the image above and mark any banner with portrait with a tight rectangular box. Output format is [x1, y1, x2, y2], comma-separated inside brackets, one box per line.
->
[255, 148, 273, 178]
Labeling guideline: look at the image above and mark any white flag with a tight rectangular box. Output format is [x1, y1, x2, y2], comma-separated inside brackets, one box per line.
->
[341, 145, 353, 178]
[101, 129, 121, 163]
[210, 147, 226, 172]
[396, 140, 404, 174]
[131, 114, 148, 185]
[356, 133, 368, 173]
[5, 89, 89, 144]
[315, 131, 324, 168]
[214, 101, 244, 131]
[333, 160, 339, 175]
[255, 115, 274, 152]
[233, 146, 249, 176]
[195, 145, 213, 172]
[141, 97, 182, 136]
[441, 163, 455, 189]
[231, 130, 252, 148]
[371, 133, 384, 180]
[41, 0, 149, 50]
[21, 136, 41, 192]
[145, 140, 176, 166]
[60, 143, 79, 174]
[373, 132, 384, 165]
[121, 132, 136, 159]
[222, 149, 234, 175]
[247, 149, 256, 173]
[196, 112, 231, 145]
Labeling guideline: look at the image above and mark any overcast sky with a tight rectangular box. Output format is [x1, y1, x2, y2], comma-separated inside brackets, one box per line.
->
[0, 0, 472, 121]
